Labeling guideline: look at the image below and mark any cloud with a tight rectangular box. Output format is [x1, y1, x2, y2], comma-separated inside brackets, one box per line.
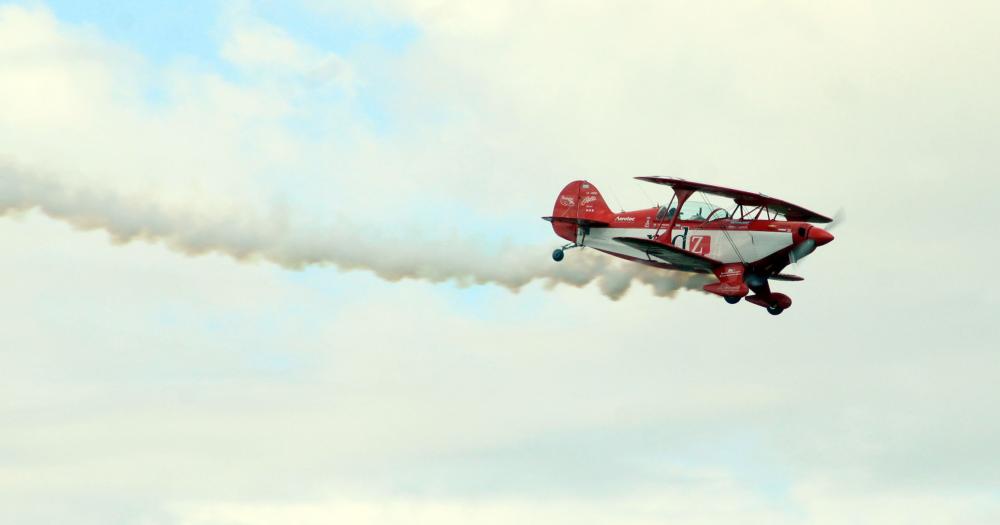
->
[222, 18, 357, 90]
[2, 1, 1000, 524]
[168, 484, 1000, 525]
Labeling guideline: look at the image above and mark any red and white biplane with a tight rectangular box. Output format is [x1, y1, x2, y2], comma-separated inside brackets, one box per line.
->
[544, 178, 837, 315]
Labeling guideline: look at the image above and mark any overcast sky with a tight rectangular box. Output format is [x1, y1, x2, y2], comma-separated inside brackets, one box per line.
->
[2, 1, 999, 524]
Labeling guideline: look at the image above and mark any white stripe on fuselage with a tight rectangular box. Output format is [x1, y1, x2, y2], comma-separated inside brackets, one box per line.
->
[580, 227, 792, 264]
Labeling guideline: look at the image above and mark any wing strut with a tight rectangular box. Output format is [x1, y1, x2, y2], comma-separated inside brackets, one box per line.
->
[654, 188, 694, 245]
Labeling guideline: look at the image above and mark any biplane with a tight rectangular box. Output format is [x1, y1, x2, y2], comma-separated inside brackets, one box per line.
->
[543, 177, 837, 315]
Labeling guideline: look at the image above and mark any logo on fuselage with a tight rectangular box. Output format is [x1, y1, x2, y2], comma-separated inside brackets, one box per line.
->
[671, 227, 711, 255]
[615, 216, 636, 222]
[672, 227, 689, 249]
[690, 235, 711, 255]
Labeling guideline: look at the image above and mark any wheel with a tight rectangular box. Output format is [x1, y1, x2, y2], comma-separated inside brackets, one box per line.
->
[767, 305, 784, 316]
[724, 296, 741, 305]
[552, 249, 565, 262]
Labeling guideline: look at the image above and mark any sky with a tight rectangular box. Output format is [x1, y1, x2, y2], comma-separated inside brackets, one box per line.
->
[1, 1, 999, 523]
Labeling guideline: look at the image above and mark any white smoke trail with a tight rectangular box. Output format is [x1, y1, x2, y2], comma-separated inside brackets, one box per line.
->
[0, 162, 710, 300]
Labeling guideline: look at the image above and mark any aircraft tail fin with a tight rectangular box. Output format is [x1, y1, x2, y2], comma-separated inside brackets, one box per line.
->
[551, 180, 614, 223]
[547, 180, 615, 242]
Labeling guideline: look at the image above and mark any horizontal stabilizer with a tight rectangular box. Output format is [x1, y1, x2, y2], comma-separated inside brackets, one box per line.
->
[542, 216, 610, 227]
[769, 273, 804, 282]
[613, 236, 719, 271]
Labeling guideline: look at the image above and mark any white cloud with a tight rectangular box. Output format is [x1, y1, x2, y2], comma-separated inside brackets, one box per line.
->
[1, 1, 1000, 524]
[171, 479, 1000, 525]
[222, 19, 357, 90]
[171, 483, 796, 525]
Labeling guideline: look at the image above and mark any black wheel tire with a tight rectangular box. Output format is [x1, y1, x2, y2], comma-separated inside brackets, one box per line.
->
[552, 249, 565, 262]
[724, 296, 741, 305]
[767, 305, 784, 316]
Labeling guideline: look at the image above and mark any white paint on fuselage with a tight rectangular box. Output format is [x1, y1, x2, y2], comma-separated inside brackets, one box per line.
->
[580, 226, 793, 264]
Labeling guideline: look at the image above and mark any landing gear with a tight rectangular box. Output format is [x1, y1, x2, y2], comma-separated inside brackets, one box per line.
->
[746, 292, 791, 316]
[551, 243, 579, 262]
[724, 296, 741, 305]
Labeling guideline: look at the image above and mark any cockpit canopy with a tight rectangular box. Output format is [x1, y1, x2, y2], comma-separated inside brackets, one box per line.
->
[678, 200, 722, 221]
[657, 200, 731, 222]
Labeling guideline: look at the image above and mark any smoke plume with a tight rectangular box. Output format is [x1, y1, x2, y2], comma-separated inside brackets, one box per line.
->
[0, 163, 710, 300]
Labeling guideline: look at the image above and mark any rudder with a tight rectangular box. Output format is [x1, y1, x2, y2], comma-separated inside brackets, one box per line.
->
[551, 180, 614, 223]
[548, 180, 615, 242]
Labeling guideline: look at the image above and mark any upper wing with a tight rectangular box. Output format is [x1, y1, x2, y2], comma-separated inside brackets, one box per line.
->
[635, 176, 832, 223]
[613, 236, 720, 271]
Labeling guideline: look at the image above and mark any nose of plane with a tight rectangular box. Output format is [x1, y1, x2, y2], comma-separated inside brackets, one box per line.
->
[809, 226, 834, 246]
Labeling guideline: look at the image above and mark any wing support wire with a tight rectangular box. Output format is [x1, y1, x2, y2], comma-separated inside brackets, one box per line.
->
[699, 191, 746, 265]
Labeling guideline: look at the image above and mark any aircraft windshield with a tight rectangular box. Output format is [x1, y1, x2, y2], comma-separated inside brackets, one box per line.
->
[678, 200, 724, 221]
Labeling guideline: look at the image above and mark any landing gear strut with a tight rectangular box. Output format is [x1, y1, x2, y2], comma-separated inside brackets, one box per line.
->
[552, 243, 580, 262]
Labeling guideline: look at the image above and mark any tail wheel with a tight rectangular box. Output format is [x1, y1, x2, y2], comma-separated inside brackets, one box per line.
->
[767, 304, 784, 316]
[724, 296, 741, 305]
[552, 249, 565, 262]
